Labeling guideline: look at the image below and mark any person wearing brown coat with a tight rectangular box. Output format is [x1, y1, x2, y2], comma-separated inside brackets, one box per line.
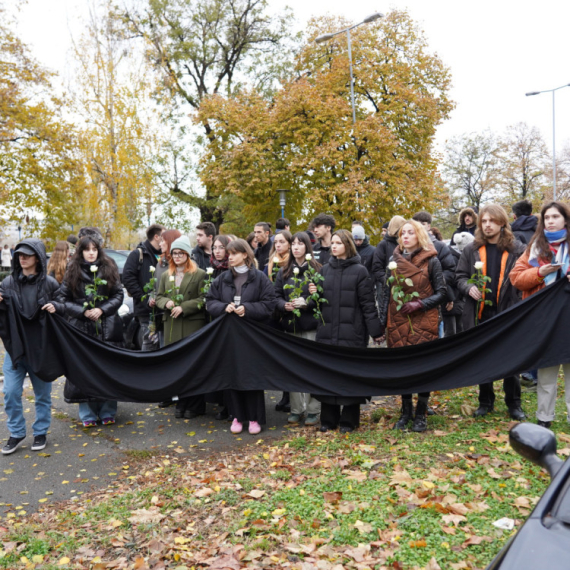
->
[380, 221, 447, 432]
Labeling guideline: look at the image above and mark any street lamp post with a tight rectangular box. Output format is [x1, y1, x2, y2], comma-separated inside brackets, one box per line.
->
[277, 189, 290, 218]
[526, 83, 570, 200]
[315, 12, 384, 124]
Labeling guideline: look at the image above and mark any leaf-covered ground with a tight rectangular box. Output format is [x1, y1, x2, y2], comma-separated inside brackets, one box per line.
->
[1, 378, 569, 570]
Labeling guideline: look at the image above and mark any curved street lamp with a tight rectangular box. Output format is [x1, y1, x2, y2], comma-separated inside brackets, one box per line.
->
[526, 83, 570, 200]
[315, 12, 384, 124]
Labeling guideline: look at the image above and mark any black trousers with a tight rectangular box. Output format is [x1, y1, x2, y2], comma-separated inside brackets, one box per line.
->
[478, 376, 521, 409]
[443, 315, 463, 337]
[402, 393, 430, 401]
[320, 402, 360, 429]
[176, 394, 205, 414]
[226, 390, 266, 424]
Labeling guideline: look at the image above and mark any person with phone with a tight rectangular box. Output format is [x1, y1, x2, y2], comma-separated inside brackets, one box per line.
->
[511, 201, 570, 428]
[206, 239, 276, 435]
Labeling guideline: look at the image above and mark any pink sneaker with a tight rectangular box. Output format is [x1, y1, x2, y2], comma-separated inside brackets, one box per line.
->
[248, 421, 261, 435]
[230, 418, 243, 434]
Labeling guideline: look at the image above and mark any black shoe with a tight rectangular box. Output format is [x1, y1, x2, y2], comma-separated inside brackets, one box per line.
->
[275, 392, 290, 412]
[473, 406, 493, 417]
[158, 400, 173, 408]
[394, 399, 413, 430]
[215, 407, 229, 421]
[174, 408, 184, 419]
[2, 436, 25, 455]
[509, 407, 526, 421]
[520, 374, 537, 387]
[412, 400, 428, 433]
[537, 420, 552, 428]
[184, 410, 203, 419]
[427, 406, 436, 416]
[339, 426, 354, 434]
[31, 435, 47, 451]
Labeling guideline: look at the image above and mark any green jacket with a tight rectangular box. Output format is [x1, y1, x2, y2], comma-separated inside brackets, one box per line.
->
[156, 269, 207, 345]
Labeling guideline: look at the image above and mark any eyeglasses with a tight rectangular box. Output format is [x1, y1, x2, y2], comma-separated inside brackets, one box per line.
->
[171, 251, 187, 257]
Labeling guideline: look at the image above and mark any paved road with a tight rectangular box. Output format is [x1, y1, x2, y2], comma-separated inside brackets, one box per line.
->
[0, 376, 293, 518]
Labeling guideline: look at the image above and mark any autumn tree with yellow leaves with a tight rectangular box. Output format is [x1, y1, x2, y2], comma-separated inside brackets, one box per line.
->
[197, 11, 454, 239]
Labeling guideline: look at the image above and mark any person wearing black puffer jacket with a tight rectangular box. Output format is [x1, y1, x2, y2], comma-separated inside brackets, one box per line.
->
[206, 239, 276, 436]
[274, 232, 322, 426]
[309, 230, 383, 433]
[351, 225, 375, 273]
[58, 237, 124, 428]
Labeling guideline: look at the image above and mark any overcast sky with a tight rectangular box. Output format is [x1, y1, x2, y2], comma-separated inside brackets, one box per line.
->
[14, 0, 570, 153]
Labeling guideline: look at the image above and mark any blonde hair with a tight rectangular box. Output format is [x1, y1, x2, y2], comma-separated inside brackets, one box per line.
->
[398, 220, 433, 251]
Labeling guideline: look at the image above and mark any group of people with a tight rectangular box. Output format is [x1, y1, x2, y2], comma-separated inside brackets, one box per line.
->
[1, 198, 569, 455]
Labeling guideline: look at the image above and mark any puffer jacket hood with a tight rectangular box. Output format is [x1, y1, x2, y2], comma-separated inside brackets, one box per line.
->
[511, 215, 538, 232]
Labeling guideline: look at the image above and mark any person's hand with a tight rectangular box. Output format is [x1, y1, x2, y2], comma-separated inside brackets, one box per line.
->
[234, 305, 245, 317]
[401, 300, 423, 315]
[148, 297, 156, 308]
[170, 306, 183, 318]
[539, 263, 561, 277]
[225, 303, 236, 313]
[446, 302, 454, 311]
[165, 300, 175, 309]
[42, 303, 56, 314]
[469, 285, 482, 300]
[292, 297, 307, 308]
[284, 302, 295, 312]
[0, 294, 4, 303]
[308, 283, 317, 295]
[85, 308, 103, 321]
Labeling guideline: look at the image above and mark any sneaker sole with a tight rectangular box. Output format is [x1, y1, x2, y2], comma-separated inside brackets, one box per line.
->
[2, 440, 24, 455]
[31, 443, 46, 451]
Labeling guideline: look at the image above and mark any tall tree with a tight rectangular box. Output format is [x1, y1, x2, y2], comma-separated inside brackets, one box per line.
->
[0, 2, 85, 245]
[498, 122, 549, 202]
[197, 11, 453, 239]
[441, 131, 503, 213]
[119, 0, 296, 226]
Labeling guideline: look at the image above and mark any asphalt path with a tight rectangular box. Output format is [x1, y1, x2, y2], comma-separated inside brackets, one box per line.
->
[0, 376, 293, 518]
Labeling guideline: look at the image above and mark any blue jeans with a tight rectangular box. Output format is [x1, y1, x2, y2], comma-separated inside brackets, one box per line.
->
[78, 401, 118, 422]
[2, 352, 52, 438]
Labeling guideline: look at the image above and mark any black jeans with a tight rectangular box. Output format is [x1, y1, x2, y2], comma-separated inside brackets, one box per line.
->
[478, 376, 521, 409]
[320, 403, 360, 429]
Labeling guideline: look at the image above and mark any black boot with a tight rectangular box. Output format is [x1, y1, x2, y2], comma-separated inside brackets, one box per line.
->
[275, 392, 291, 412]
[412, 400, 428, 433]
[394, 399, 413, 430]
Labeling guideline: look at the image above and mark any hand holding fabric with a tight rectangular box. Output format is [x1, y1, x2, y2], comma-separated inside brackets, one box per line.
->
[42, 303, 56, 314]
[400, 300, 423, 315]
[234, 305, 245, 317]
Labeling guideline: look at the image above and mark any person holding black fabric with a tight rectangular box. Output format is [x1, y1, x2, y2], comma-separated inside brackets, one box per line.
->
[58, 237, 124, 427]
[156, 236, 207, 419]
[0, 239, 63, 454]
[309, 229, 382, 433]
[455, 204, 526, 420]
[122, 224, 164, 351]
[274, 232, 322, 425]
[380, 220, 447, 432]
[206, 239, 276, 435]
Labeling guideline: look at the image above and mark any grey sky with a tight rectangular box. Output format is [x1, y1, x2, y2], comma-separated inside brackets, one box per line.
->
[15, 0, 570, 152]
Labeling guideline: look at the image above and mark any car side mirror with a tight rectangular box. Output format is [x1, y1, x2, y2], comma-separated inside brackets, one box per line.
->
[509, 423, 563, 478]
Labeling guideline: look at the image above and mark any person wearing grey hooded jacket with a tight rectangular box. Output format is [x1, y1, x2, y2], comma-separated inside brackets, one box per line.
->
[0, 239, 64, 455]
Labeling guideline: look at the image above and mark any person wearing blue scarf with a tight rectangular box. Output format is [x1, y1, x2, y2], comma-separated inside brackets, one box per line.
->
[511, 202, 570, 428]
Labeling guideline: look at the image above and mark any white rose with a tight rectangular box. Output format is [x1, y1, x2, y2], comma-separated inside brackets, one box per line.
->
[206, 267, 214, 275]
[388, 261, 397, 270]
[474, 261, 484, 270]
[305, 254, 312, 261]
[90, 265, 98, 273]
[293, 267, 299, 275]
[149, 266, 156, 273]
[169, 275, 175, 282]
[273, 257, 280, 264]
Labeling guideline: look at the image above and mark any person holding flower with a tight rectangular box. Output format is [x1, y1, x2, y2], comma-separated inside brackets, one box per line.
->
[58, 236, 124, 427]
[274, 232, 322, 425]
[455, 204, 526, 420]
[206, 239, 276, 435]
[380, 220, 447, 432]
[511, 201, 570, 428]
[156, 235, 207, 419]
[309, 229, 382, 433]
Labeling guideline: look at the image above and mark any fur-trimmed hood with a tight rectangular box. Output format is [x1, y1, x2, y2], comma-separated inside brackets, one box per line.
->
[458, 208, 478, 227]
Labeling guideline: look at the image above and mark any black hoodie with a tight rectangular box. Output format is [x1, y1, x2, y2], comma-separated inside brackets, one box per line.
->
[511, 215, 538, 245]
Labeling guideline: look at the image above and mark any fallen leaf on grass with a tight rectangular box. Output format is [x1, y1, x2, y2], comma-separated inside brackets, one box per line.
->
[208, 555, 242, 569]
[487, 468, 502, 479]
[389, 470, 413, 486]
[460, 403, 476, 416]
[128, 507, 165, 524]
[195, 488, 214, 497]
[354, 520, 373, 534]
[442, 514, 467, 526]
[323, 491, 343, 503]
[462, 535, 493, 547]
[426, 557, 442, 570]
[247, 490, 266, 499]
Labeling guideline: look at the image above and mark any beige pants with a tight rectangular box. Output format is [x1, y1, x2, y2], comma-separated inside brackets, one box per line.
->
[537, 364, 570, 422]
[288, 329, 321, 416]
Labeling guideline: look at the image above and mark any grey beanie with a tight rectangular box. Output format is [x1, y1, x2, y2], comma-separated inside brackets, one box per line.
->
[170, 236, 193, 257]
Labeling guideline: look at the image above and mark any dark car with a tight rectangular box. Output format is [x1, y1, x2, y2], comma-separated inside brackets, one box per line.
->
[103, 249, 129, 280]
[486, 423, 570, 569]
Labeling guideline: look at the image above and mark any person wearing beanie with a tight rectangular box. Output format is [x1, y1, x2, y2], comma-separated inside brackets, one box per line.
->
[352, 224, 375, 273]
[156, 235, 207, 419]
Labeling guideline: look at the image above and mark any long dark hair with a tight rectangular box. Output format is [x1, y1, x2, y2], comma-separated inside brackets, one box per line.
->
[65, 237, 120, 295]
[283, 232, 321, 279]
[527, 201, 570, 261]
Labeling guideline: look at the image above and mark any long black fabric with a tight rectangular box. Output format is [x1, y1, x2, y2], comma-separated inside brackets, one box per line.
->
[2, 279, 570, 402]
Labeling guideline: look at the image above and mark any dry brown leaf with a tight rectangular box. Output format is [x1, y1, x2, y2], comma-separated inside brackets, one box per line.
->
[128, 507, 165, 525]
[448, 503, 469, 515]
[441, 526, 456, 535]
[389, 470, 413, 486]
[323, 491, 343, 503]
[195, 487, 214, 497]
[208, 555, 242, 569]
[426, 557, 442, 570]
[354, 520, 373, 534]
[442, 513, 467, 526]
[247, 489, 266, 499]
[487, 468, 502, 479]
